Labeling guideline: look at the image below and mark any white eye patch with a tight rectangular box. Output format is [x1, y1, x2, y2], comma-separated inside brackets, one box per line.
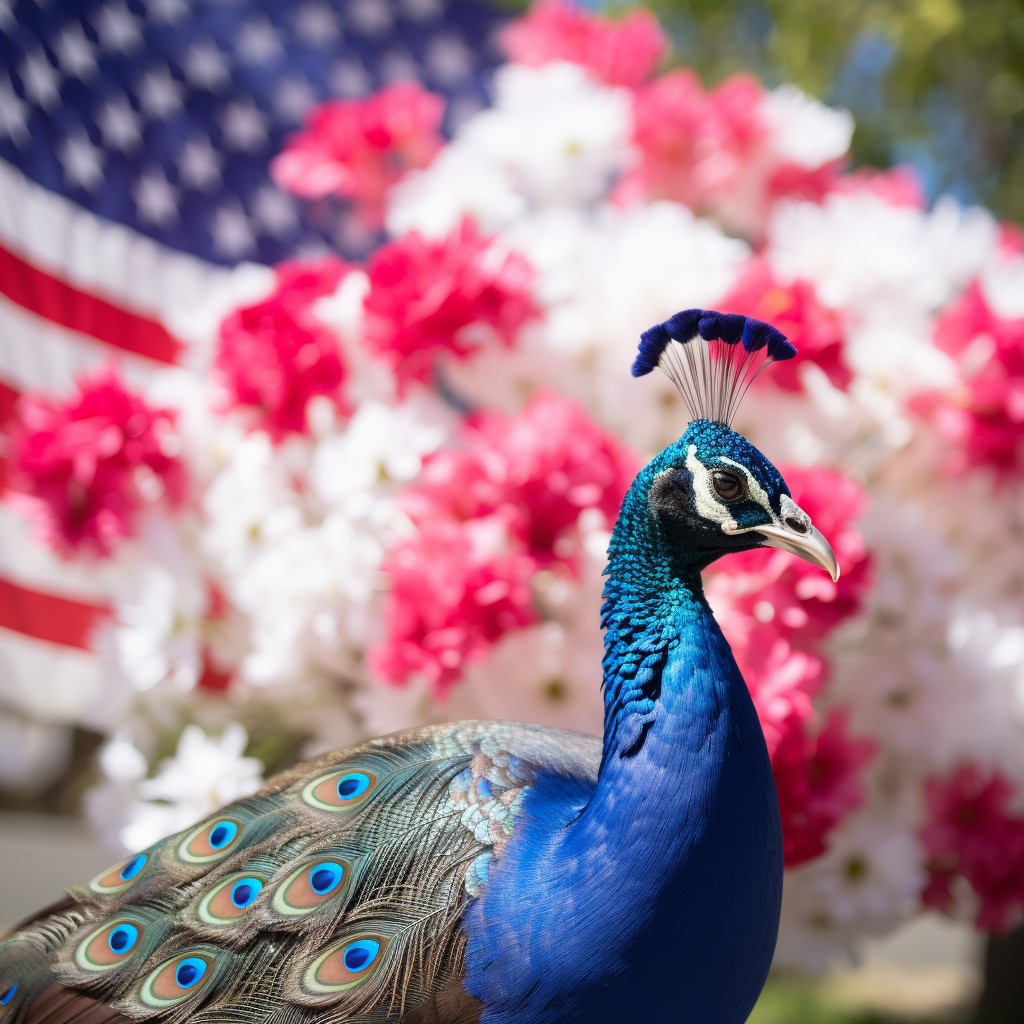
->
[684, 446, 776, 535]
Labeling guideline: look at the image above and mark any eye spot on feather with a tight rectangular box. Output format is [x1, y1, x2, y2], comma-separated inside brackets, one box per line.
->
[140, 951, 214, 1008]
[179, 818, 243, 863]
[0, 983, 16, 1006]
[75, 919, 144, 970]
[273, 858, 350, 915]
[302, 769, 377, 811]
[89, 853, 148, 894]
[198, 874, 267, 925]
[303, 935, 387, 994]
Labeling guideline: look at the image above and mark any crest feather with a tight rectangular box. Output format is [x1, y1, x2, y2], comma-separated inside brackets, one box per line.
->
[632, 308, 796, 426]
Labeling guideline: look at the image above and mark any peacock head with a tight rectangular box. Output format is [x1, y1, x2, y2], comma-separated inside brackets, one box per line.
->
[631, 309, 839, 582]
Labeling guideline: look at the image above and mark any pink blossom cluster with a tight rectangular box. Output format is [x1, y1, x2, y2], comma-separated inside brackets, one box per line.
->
[931, 281, 1024, 477]
[216, 257, 352, 441]
[372, 392, 637, 691]
[708, 467, 874, 865]
[615, 70, 841, 239]
[722, 259, 851, 392]
[271, 82, 445, 228]
[364, 218, 539, 389]
[922, 764, 1024, 932]
[7, 368, 184, 556]
[499, 0, 668, 88]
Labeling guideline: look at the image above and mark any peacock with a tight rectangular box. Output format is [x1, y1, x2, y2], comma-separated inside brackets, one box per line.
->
[0, 310, 839, 1024]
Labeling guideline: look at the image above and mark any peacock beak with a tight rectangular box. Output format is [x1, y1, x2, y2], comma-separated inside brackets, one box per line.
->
[754, 495, 840, 583]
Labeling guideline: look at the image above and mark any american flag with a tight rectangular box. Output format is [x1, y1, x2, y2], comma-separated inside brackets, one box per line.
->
[0, 0, 508, 768]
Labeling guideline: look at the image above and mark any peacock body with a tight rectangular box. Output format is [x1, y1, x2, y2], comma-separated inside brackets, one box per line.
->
[0, 311, 839, 1024]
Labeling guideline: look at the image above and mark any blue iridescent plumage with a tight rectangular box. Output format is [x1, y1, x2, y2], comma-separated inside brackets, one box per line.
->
[0, 311, 840, 1024]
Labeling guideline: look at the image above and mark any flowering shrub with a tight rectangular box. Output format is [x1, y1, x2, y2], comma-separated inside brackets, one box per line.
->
[7, 0, 1024, 972]
[271, 82, 445, 227]
[7, 368, 184, 555]
[216, 257, 352, 440]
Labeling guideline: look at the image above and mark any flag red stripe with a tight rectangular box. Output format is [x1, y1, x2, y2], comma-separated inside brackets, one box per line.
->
[0, 242, 182, 365]
[0, 574, 108, 650]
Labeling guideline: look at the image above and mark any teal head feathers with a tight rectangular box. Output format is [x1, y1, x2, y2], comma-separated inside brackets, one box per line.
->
[624, 307, 838, 582]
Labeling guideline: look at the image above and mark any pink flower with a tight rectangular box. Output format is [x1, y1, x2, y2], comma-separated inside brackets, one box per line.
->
[370, 516, 539, 693]
[373, 393, 637, 691]
[500, 0, 668, 88]
[404, 391, 637, 566]
[928, 281, 1024, 478]
[7, 367, 185, 557]
[774, 708, 876, 866]
[363, 219, 539, 389]
[616, 70, 765, 211]
[271, 83, 445, 228]
[921, 764, 1024, 932]
[721, 259, 850, 391]
[216, 257, 351, 441]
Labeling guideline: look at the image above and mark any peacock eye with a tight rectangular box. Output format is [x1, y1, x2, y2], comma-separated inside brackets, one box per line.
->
[273, 858, 350, 915]
[179, 818, 243, 863]
[76, 919, 145, 971]
[198, 874, 267, 924]
[0, 983, 17, 1006]
[302, 934, 388, 995]
[711, 471, 742, 501]
[90, 854, 148, 894]
[140, 952, 215, 1008]
[302, 769, 377, 811]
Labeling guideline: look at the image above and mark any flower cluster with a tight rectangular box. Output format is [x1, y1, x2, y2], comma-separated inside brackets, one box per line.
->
[7, 368, 184, 555]
[271, 82, 445, 228]
[7, 0, 1024, 974]
[364, 218, 539, 388]
[922, 764, 1024, 932]
[499, 0, 668, 88]
[216, 258, 352, 440]
[372, 392, 636, 691]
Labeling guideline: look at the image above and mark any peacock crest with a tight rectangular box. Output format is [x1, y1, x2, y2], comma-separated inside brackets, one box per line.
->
[632, 309, 796, 426]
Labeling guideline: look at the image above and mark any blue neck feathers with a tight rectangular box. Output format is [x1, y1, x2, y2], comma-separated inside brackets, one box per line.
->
[464, 434, 784, 1024]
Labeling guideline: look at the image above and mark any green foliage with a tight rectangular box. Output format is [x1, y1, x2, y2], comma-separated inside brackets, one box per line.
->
[638, 0, 1024, 223]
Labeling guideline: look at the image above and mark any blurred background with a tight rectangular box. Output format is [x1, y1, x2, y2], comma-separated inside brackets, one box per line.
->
[2, 0, 1024, 1020]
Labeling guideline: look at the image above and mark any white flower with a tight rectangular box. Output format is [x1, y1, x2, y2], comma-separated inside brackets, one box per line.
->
[114, 724, 263, 854]
[762, 86, 853, 171]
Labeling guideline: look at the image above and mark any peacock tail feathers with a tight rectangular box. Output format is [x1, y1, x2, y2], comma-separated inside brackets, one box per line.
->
[1, 723, 600, 1024]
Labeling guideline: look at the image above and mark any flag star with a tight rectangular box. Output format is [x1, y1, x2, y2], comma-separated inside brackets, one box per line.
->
[235, 18, 282, 64]
[220, 99, 267, 153]
[251, 185, 298, 238]
[137, 64, 184, 121]
[55, 23, 98, 81]
[144, 0, 189, 26]
[424, 32, 473, 86]
[0, 74, 30, 146]
[183, 39, 230, 92]
[133, 165, 179, 226]
[346, 0, 392, 37]
[294, 3, 340, 46]
[211, 202, 256, 258]
[399, 0, 442, 22]
[380, 48, 419, 83]
[93, 1, 144, 54]
[58, 128, 106, 192]
[96, 94, 143, 153]
[274, 76, 316, 124]
[19, 49, 62, 110]
[330, 59, 370, 98]
[177, 135, 222, 192]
